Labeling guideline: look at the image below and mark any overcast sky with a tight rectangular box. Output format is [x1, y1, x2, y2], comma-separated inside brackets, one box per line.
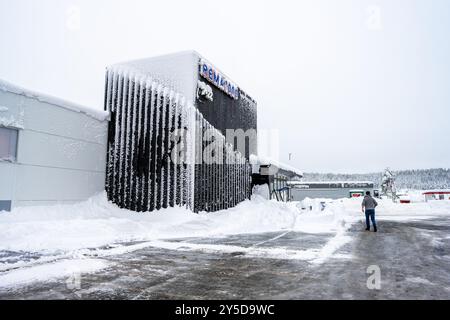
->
[1, 0, 449, 173]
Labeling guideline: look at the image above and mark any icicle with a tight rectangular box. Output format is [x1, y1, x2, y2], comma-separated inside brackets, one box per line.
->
[105, 70, 112, 113]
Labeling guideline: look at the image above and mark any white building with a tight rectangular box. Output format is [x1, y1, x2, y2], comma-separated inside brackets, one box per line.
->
[0, 79, 109, 211]
[288, 181, 376, 201]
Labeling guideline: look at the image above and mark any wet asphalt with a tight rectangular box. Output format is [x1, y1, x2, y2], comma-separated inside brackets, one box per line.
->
[0, 217, 449, 299]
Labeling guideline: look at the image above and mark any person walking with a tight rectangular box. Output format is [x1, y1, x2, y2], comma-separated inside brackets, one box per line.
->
[362, 191, 378, 232]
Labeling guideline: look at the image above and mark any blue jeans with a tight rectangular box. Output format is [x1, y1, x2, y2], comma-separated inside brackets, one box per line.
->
[365, 209, 376, 229]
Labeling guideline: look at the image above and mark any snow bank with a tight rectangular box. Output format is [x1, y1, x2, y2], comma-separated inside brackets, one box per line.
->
[3, 194, 448, 288]
[2, 193, 448, 255]
[0, 79, 109, 121]
[0, 192, 348, 254]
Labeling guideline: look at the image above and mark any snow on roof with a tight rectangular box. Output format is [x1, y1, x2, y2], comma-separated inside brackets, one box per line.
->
[108, 51, 256, 102]
[107, 51, 198, 104]
[0, 78, 109, 121]
[422, 190, 450, 194]
[250, 154, 303, 177]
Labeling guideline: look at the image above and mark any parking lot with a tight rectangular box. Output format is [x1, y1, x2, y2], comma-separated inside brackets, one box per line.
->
[1, 215, 449, 300]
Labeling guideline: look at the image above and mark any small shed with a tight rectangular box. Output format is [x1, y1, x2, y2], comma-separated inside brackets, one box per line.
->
[250, 155, 303, 202]
[349, 189, 365, 198]
[423, 190, 450, 202]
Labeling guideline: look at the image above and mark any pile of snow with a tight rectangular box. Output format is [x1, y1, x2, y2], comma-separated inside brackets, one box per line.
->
[0, 192, 349, 254]
[2, 193, 450, 288]
[0, 193, 355, 288]
[1, 193, 448, 255]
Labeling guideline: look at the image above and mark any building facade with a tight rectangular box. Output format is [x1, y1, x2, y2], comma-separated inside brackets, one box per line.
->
[289, 181, 375, 201]
[423, 190, 450, 201]
[250, 155, 303, 202]
[104, 51, 258, 213]
[0, 79, 109, 211]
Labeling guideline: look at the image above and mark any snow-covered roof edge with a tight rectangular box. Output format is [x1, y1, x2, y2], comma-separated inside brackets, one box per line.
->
[109, 50, 199, 68]
[109, 50, 257, 104]
[250, 154, 303, 177]
[0, 78, 109, 122]
[289, 181, 375, 185]
[422, 189, 450, 194]
[105, 64, 196, 111]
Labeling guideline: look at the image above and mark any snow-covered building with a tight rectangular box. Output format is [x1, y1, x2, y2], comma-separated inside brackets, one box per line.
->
[0, 79, 109, 211]
[288, 181, 375, 201]
[104, 51, 258, 213]
[250, 155, 303, 201]
[423, 190, 450, 202]
[1, 51, 302, 213]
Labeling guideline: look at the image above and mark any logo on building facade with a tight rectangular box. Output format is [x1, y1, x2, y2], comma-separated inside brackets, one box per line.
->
[199, 60, 240, 100]
[197, 80, 213, 101]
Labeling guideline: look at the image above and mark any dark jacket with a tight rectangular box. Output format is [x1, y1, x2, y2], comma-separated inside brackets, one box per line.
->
[362, 195, 378, 210]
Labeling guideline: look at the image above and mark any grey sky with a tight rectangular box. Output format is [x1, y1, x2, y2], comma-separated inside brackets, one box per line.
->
[1, 0, 449, 173]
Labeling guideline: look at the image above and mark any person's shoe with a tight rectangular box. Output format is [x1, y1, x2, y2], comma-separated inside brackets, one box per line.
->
[374, 227, 377, 232]
[365, 228, 370, 231]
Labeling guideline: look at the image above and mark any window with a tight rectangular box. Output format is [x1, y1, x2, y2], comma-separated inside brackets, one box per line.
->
[0, 200, 11, 212]
[0, 127, 18, 161]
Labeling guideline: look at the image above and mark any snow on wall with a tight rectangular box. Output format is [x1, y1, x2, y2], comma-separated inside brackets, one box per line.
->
[105, 66, 252, 213]
[0, 114, 24, 129]
[0, 78, 109, 121]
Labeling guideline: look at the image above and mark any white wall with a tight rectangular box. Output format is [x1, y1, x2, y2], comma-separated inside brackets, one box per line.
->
[0, 87, 108, 209]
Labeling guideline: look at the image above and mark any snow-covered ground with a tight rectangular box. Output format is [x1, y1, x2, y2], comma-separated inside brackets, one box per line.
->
[0, 192, 349, 253]
[1, 193, 450, 289]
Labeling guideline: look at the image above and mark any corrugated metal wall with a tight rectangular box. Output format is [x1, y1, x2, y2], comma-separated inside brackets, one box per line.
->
[104, 70, 251, 213]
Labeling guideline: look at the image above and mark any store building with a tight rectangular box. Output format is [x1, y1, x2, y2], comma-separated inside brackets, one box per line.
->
[288, 181, 375, 201]
[1, 51, 302, 213]
[423, 190, 450, 202]
[250, 155, 303, 201]
[104, 51, 258, 212]
[0, 79, 109, 211]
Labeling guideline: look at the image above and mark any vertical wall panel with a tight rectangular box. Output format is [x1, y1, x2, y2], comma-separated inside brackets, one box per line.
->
[129, 80, 139, 211]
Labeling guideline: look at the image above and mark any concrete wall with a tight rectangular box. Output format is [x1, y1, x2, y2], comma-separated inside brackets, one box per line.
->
[0, 88, 108, 210]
